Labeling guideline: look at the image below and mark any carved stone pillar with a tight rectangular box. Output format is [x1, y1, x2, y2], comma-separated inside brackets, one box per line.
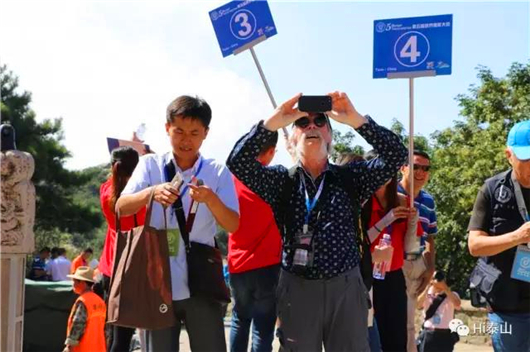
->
[1, 150, 35, 352]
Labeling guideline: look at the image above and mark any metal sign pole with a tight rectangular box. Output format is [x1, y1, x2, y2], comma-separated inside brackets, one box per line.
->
[408, 77, 415, 208]
[249, 47, 288, 138]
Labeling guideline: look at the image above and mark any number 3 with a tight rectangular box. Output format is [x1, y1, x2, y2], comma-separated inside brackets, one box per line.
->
[235, 12, 252, 37]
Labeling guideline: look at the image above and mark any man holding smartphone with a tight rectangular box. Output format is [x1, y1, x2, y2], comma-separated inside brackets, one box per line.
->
[227, 92, 407, 351]
[116, 95, 239, 352]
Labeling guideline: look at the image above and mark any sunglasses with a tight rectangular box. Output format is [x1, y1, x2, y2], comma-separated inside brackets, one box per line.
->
[412, 164, 431, 172]
[294, 114, 328, 129]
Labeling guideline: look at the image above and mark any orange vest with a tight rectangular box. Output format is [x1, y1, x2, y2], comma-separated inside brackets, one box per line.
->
[67, 291, 106, 352]
[71, 256, 87, 274]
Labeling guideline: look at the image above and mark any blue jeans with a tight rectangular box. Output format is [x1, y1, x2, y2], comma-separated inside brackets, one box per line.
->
[368, 318, 382, 352]
[229, 264, 280, 352]
[488, 312, 530, 352]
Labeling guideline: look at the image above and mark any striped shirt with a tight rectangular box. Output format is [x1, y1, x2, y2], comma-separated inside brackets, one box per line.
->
[398, 184, 438, 240]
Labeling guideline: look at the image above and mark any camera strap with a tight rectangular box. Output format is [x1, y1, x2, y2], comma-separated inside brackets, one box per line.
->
[512, 171, 530, 222]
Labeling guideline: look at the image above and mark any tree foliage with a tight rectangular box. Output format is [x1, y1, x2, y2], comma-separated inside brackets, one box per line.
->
[428, 62, 530, 294]
[390, 118, 432, 155]
[331, 129, 365, 162]
[1, 65, 104, 254]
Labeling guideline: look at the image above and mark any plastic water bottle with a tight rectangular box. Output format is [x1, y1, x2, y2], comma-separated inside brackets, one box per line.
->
[135, 123, 146, 141]
[373, 234, 392, 280]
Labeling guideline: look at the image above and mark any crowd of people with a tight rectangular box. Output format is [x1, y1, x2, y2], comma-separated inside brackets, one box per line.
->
[29, 247, 96, 282]
[28, 93, 529, 352]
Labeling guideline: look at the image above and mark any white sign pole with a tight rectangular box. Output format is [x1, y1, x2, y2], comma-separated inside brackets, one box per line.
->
[249, 47, 288, 139]
[408, 77, 415, 208]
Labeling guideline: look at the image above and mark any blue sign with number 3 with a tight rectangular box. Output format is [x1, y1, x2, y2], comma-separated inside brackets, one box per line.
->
[373, 14, 453, 78]
[210, 0, 278, 57]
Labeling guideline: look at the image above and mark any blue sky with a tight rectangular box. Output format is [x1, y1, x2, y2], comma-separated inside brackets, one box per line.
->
[1, 1, 528, 169]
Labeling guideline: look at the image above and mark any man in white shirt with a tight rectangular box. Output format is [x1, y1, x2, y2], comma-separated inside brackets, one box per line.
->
[117, 95, 239, 351]
[50, 248, 72, 281]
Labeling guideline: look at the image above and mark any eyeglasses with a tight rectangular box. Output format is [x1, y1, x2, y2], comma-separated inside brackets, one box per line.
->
[413, 164, 431, 172]
[294, 114, 328, 129]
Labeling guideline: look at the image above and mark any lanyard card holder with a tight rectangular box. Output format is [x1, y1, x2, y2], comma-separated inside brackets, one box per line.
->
[511, 245, 530, 283]
[292, 226, 315, 274]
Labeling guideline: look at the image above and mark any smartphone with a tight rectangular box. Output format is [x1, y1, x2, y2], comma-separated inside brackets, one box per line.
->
[298, 95, 332, 113]
[171, 172, 184, 191]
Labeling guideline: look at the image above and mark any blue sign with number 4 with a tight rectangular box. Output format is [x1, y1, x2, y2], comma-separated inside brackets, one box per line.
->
[373, 14, 453, 78]
[210, 0, 278, 57]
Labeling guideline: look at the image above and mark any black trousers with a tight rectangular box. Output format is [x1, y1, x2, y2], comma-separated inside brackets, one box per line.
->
[419, 329, 457, 352]
[102, 275, 136, 352]
[373, 268, 408, 352]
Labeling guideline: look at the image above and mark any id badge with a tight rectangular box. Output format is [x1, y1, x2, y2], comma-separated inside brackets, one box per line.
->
[293, 227, 314, 267]
[167, 229, 180, 257]
[510, 245, 530, 283]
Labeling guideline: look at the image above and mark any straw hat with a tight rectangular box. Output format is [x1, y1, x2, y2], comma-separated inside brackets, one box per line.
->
[67, 266, 95, 283]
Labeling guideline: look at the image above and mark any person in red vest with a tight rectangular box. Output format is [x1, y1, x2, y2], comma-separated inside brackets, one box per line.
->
[64, 266, 106, 352]
[70, 248, 93, 274]
[228, 132, 281, 352]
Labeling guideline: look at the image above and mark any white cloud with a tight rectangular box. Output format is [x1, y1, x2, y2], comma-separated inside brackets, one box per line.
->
[1, 0, 292, 170]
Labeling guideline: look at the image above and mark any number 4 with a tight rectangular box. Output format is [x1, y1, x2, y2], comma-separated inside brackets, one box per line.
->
[400, 35, 421, 63]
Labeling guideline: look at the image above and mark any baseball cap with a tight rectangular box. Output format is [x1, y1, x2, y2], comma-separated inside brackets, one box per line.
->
[508, 121, 530, 161]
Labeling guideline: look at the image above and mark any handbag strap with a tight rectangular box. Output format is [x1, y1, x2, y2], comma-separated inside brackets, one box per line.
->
[115, 187, 163, 233]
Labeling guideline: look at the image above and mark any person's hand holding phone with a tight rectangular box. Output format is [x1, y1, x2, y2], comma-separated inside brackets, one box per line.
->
[189, 177, 215, 205]
[264, 93, 308, 132]
[326, 91, 367, 129]
[154, 183, 179, 207]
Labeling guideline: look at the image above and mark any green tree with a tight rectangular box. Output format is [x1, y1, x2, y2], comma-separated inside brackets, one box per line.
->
[390, 118, 432, 155]
[331, 129, 365, 162]
[428, 62, 530, 294]
[1, 65, 104, 252]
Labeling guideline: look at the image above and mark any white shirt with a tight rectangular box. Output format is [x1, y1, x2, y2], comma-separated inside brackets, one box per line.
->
[122, 152, 239, 301]
[50, 256, 72, 281]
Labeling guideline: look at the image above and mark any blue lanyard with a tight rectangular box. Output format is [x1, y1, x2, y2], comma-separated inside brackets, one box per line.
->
[300, 172, 326, 232]
[165, 157, 204, 197]
[180, 159, 204, 197]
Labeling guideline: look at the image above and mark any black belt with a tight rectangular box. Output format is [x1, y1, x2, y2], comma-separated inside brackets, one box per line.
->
[405, 253, 423, 261]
